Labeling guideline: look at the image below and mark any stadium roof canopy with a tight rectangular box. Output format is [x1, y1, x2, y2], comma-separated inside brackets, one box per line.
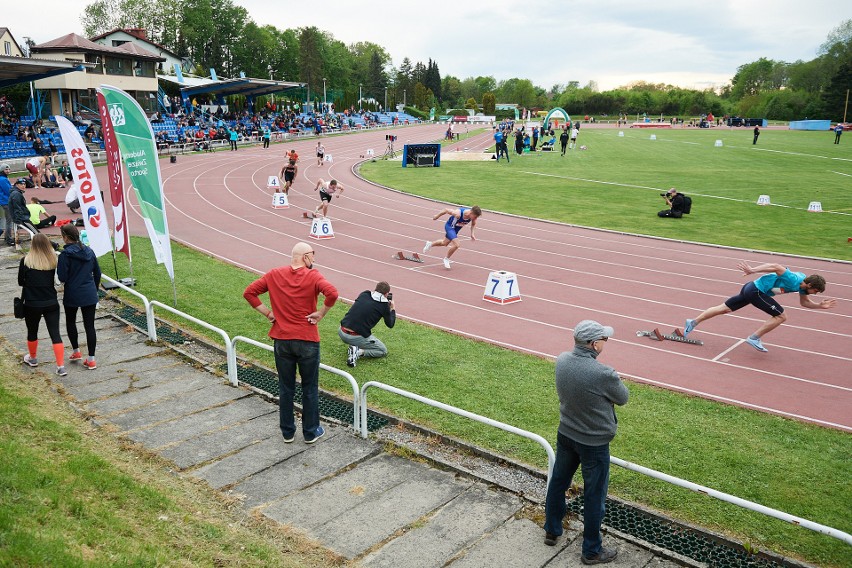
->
[0, 55, 94, 88]
[158, 74, 305, 99]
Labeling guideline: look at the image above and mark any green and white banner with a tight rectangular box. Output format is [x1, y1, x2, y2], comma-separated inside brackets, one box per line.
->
[98, 85, 174, 280]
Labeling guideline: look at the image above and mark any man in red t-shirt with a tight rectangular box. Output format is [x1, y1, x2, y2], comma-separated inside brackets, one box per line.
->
[244, 242, 338, 443]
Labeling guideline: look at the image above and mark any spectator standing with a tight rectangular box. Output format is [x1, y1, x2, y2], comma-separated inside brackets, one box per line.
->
[0, 163, 12, 245]
[834, 124, 843, 144]
[543, 320, 628, 564]
[243, 242, 338, 443]
[19, 234, 67, 376]
[58, 223, 102, 369]
[560, 128, 569, 156]
[753, 125, 760, 145]
[262, 126, 271, 149]
[339, 281, 396, 367]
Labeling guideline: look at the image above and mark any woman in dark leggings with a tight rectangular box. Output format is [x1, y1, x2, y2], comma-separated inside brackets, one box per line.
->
[57, 224, 102, 369]
[19, 233, 66, 375]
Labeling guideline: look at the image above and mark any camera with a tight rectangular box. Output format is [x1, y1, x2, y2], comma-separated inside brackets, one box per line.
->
[660, 193, 669, 197]
[387, 292, 393, 301]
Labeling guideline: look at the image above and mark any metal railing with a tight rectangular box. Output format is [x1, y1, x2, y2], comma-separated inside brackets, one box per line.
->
[610, 457, 852, 546]
[100, 282, 852, 547]
[359, 380, 556, 485]
[230, 335, 360, 431]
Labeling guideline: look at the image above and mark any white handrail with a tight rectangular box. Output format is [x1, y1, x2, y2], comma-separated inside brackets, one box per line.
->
[231, 336, 360, 432]
[359, 380, 555, 484]
[100, 275, 156, 340]
[147, 300, 233, 374]
[610, 457, 852, 546]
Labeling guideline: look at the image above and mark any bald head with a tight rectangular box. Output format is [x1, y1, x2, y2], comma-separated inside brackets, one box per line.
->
[291, 242, 315, 269]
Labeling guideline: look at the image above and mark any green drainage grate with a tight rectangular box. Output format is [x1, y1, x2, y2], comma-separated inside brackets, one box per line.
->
[115, 306, 193, 345]
[221, 362, 388, 432]
[567, 496, 779, 567]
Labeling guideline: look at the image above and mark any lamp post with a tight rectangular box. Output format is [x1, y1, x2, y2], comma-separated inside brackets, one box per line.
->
[384, 86, 387, 112]
[323, 77, 327, 109]
[359, 84, 362, 111]
[403, 89, 406, 107]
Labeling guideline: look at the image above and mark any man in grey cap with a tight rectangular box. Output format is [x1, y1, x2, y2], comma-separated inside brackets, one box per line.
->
[0, 163, 13, 245]
[543, 319, 629, 564]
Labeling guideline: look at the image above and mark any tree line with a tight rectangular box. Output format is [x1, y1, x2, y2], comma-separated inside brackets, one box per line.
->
[81, 2, 851, 121]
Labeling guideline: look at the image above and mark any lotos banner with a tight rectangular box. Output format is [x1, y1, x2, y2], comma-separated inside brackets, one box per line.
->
[54, 116, 113, 257]
[98, 85, 174, 280]
[96, 91, 130, 261]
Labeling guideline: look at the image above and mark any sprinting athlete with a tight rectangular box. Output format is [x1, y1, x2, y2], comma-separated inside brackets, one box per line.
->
[313, 178, 344, 218]
[316, 141, 325, 166]
[279, 159, 297, 194]
[683, 262, 835, 352]
[423, 205, 482, 269]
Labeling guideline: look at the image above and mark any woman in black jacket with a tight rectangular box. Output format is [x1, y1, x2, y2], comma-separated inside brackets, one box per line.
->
[57, 224, 102, 370]
[19, 233, 66, 375]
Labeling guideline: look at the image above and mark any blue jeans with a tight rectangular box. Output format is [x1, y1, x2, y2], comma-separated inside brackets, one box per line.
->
[273, 339, 321, 440]
[544, 432, 610, 557]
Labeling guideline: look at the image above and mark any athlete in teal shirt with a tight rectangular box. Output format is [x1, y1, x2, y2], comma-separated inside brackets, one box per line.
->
[683, 262, 835, 352]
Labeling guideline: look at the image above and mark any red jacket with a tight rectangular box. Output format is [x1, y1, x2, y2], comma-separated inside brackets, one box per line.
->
[244, 265, 338, 342]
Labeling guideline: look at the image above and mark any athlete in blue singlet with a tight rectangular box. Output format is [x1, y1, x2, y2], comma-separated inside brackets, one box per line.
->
[683, 262, 834, 352]
[423, 205, 482, 270]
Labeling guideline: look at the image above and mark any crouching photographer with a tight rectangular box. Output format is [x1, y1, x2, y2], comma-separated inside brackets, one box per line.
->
[658, 187, 686, 218]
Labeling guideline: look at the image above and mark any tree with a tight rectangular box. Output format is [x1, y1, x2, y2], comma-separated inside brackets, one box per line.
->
[441, 76, 462, 109]
[482, 92, 495, 114]
[367, 51, 387, 103]
[424, 59, 441, 103]
[730, 58, 782, 99]
[299, 27, 325, 96]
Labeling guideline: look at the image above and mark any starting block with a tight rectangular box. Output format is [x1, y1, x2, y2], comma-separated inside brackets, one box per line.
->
[636, 328, 703, 346]
[393, 251, 423, 263]
[272, 192, 289, 209]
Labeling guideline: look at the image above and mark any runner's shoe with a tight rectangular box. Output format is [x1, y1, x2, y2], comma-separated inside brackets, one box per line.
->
[745, 337, 768, 352]
[69, 351, 83, 362]
[443, 258, 451, 270]
[423, 241, 432, 254]
[23, 354, 38, 367]
[83, 358, 97, 370]
[683, 319, 697, 337]
[347, 345, 358, 368]
[56, 366, 67, 377]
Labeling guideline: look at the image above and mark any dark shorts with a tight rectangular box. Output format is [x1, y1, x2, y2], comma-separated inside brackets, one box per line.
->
[725, 281, 784, 317]
[319, 190, 332, 203]
[26, 163, 39, 174]
[284, 171, 295, 182]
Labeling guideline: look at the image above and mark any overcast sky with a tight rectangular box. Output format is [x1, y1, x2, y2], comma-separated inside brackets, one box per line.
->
[6, 0, 845, 91]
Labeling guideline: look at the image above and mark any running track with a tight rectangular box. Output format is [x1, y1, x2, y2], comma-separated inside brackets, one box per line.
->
[72, 123, 852, 431]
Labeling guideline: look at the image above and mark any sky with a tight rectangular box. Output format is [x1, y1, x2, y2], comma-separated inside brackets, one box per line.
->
[4, 0, 846, 92]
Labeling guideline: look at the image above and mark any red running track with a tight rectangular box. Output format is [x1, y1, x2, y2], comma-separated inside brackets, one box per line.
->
[56, 123, 852, 431]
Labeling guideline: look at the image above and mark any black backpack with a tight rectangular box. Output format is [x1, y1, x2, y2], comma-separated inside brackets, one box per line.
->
[682, 195, 692, 214]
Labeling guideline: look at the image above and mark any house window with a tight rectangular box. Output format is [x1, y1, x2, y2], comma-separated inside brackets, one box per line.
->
[4, 41, 10, 56]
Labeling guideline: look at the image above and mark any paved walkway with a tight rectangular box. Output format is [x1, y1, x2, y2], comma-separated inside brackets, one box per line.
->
[0, 246, 684, 567]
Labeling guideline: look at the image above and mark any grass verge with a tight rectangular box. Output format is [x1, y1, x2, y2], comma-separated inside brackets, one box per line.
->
[0, 346, 349, 567]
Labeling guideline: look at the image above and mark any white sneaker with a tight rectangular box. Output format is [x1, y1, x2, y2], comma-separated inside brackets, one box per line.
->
[423, 241, 432, 254]
[443, 257, 451, 269]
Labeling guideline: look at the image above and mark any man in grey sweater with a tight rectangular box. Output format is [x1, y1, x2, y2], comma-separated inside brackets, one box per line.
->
[543, 320, 630, 565]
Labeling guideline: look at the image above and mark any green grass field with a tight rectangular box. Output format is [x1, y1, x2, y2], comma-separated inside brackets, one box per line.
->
[362, 127, 852, 261]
